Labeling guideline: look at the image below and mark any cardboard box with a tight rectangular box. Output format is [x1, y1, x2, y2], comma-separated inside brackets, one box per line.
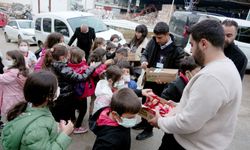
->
[127, 52, 140, 62]
[146, 68, 178, 83]
[138, 95, 174, 120]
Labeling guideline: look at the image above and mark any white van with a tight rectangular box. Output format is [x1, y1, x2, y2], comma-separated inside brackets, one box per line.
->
[34, 11, 126, 47]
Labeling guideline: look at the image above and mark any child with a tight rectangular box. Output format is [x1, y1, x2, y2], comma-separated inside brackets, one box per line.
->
[116, 60, 137, 90]
[91, 37, 106, 51]
[0, 50, 28, 122]
[114, 47, 128, 63]
[68, 47, 112, 134]
[42, 44, 99, 122]
[18, 40, 37, 70]
[2, 71, 73, 150]
[89, 88, 141, 150]
[106, 41, 117, 59]
[92, 65, 123, 114]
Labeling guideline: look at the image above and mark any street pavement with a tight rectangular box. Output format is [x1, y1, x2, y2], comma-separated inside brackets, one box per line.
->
[0, 29, 249, 150]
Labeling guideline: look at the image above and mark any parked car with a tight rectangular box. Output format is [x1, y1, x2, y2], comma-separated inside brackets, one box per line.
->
[3, 19, 36, 44]
[169, 11, 250, 69]
[34, 11, 126, 48]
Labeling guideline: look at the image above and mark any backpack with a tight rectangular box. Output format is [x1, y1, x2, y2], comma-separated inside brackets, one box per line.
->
[74, 79, 95, 98]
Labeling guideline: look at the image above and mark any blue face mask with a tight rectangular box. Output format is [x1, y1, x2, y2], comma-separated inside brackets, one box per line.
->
[117, 117, 137, 128]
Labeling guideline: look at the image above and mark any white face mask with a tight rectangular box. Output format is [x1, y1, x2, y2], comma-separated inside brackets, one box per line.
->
[117, 117, 137, 128]
[53, 87, 60, 101]
[113, 80, 127, 89]
[19, 46, 29, 52]
[5, 59, 14, 67]
[123, 75, 131, 82]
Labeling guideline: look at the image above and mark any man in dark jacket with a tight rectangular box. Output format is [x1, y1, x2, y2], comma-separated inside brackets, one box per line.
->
[68, 24, 96, 59]
[133, 22, 185, 140]
[222, 19, 248, 79]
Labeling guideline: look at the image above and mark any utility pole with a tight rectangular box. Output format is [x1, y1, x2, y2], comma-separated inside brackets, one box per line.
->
[49, 0, 51, 12]
[38, 0, 40, 13]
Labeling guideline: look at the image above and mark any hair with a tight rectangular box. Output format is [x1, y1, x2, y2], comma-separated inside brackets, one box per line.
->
[18, 40, 29, 47]
[44, 32, 64, 49]
[88, 48, 106, 63]
[116, 47, 128, 57]
[179, 56, 199, 74]
[110, 88, 141, 116]
[188, 19, 225, 48]
[7, 71, 58, 121]
[130, 24, 148, 48]
[222, 19, 238, 30]
[100, 65, 123, 84]
[69, 47, 85, 64]
[43, 44, 68, 69]
[106, 41, 117, 51]
[91, 37, 106, 51]
[116, 60, 134, 75]
[6, 50, 29, 77]
[153, 22, 169, 35]
[110, 34, 120, 41]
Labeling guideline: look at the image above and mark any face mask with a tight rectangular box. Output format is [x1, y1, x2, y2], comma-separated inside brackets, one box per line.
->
[19, 46, 29, 52]
[113, 80, 126, 89]
[53, 87, 60, 101]
[117, 117, 137, 128]
[5, 59, 14, 67]
[123, 75, 131, 82]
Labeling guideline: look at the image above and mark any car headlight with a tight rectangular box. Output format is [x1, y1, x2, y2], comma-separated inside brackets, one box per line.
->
[23, 32, 33, 36]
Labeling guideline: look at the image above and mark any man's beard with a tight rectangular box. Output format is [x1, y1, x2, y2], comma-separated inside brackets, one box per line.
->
[193, 46, 205, 67]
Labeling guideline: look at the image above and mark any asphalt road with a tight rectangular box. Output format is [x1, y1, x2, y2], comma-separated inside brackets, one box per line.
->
[0, 29, 249, 150]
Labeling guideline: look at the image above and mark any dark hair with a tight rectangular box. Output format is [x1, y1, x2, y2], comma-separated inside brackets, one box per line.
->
[6, 50, 29, 77]
[111, 88, 141, 116]
[7, 71, 58, 121]
[18, 40, 30, 47]
[153, 22, 169, 35]
[101, 65, 122, 84]
[44, 32, 64, 49]
[91, 37, 106, 51]
[88, 48, 106, 63]
[106, 41, 117, 51]
[110, 34, 119, 41]
[116, 60, 134, 75]
[43, 44, 68, 69]
[130, 24, 148, 48]
[188, 19, 225, 48]
[222, 19, 238, 30]
[179, 56, 199, 74]
[69, 47, 85, 64]
[116, 47, 128, 57]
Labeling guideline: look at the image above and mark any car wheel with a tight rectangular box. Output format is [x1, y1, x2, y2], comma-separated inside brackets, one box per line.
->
[4, 33, 10, 43]
[18, 35, 22, 43]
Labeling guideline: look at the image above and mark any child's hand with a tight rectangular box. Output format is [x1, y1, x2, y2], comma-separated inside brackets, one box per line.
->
[59, 120, 74, 135]
[141, 89, 154, 97]
[104, 59, 114, 65]
[90, 62, 101, 68]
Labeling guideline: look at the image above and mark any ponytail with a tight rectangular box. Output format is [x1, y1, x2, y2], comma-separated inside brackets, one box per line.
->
[7, 102, 28, 121]
[42, 48, 54, 69]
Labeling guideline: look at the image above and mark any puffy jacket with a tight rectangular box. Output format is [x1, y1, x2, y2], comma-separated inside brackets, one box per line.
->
[51, 61, 96, 98]
[141, 35, 185, 69]
[2, 106, 71, 150]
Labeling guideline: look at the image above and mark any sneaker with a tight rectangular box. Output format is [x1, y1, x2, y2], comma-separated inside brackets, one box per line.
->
[73, 127, 88, 134]
[132, 121, 147, 130]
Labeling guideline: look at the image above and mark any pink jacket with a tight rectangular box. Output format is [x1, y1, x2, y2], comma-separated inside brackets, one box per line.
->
[0, 69, 26, 117]
[34, 48, 46, 72]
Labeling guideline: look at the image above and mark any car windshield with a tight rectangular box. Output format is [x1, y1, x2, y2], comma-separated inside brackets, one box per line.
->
[18, 21, 33, 29]
[67, 16, 108, 33]
[236, 26, 250, 44]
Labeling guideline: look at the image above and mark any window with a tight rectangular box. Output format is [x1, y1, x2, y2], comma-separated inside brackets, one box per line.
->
[43, 18, 52, 33]
[54, 19, 69, 37]
[18, 21, 33, 29]
[35, 18, 41, 31]
[8, 21, 15, 26]
[236, 27, 250, 44]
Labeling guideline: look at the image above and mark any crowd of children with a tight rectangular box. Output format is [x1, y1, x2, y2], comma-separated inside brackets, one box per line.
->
[0, 23, 200, 150]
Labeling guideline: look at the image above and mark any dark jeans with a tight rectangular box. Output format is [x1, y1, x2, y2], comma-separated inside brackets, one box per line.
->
[159, 133, 185, 150]
[74, 97, 87, 128]
[141, 82, 166, 132]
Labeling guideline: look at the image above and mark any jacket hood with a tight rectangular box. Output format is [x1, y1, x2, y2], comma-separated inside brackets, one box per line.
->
[67, 60, 88, 74]
[95, 80, 113, 97]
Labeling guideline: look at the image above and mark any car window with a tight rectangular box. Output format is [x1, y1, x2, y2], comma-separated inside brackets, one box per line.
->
[236, 26, 250, 44]
[67, 16, 108, 33]
[8, 21, 15, 26]
[18, 21, 33, 29]
[54, 19, 69, 37]
[35, 18, 41, 31]
[43, 18, 52, 33]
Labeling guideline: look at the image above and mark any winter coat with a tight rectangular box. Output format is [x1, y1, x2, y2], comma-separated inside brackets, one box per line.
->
[34, 48, 46, 72]
[51, 61, 96, 98]
[0, 69, 26, 117]
[89, 107, 131, 150]
[2, 106, 71, 150]
[141, 35, 185, 69]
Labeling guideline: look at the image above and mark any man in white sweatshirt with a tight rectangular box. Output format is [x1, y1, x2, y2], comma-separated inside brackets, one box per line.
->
[149, 19, 242, 150]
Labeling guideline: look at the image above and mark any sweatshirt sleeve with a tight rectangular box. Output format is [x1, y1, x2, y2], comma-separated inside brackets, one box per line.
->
[22, 128, 71, 150]
[158, 74, 227, 134]
[0, 70, 17, 84]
